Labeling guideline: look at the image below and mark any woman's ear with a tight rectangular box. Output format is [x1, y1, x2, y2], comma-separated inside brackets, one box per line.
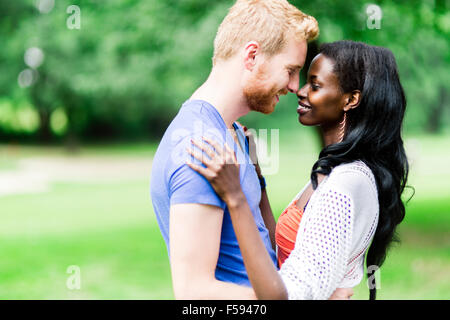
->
[343, 90, 361, 112]
[243, 41, 260, 71]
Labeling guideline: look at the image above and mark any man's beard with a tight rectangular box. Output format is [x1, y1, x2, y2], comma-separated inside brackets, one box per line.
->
[243, 64, 286, 114]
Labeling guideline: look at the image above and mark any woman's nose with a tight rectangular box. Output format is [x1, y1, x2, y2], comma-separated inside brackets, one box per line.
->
[297, 84, 308, 100]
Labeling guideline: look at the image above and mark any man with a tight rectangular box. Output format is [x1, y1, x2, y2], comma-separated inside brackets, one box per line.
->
[151, 0, 319, 299]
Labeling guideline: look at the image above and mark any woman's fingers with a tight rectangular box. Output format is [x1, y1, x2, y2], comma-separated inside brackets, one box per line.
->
[223, 143, 238, 163]
[186, 161, 213, 179]
[190, 138, 216, 160]
[188, 136, 238, 170]
[202, 136, 224, 157]
[186, 136, 242, 202]
[186, 147, 213, 167]
[202, 136, 237, 164]
[235, 121, 247, 131]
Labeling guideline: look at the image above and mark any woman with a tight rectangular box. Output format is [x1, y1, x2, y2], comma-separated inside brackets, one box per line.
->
[187, 40, 409, 300]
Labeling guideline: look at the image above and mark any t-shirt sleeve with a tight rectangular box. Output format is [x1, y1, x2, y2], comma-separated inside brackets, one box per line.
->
[168, 135, 226, 210]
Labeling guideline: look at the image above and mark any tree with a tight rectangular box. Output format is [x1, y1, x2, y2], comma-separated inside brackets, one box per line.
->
[1, 0, 449, 142]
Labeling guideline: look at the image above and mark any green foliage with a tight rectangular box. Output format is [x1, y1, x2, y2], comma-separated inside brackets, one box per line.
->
[0, 0, 449, 142]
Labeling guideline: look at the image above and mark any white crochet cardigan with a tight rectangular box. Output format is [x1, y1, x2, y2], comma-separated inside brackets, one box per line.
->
[277, 161, 379, 300]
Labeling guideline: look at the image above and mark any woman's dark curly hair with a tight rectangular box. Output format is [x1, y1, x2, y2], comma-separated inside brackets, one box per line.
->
[310, 40, 410, 300]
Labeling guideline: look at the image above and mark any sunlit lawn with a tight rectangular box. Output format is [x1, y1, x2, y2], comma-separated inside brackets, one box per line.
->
[0, 181, 173, 299]
[0, 131, 449, 299]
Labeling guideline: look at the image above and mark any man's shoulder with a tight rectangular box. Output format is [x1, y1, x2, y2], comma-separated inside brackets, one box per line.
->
[167, 100, 223, 135]
[153, 99, 227, 175]
[176, 99, 217, 120]
[167, 100, 227, 146]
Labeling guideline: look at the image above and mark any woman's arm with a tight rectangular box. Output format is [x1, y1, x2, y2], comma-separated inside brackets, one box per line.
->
[227, 192, 288, 300]
[186, 137, 287, 300]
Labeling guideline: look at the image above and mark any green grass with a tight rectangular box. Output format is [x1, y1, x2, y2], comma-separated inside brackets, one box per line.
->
[0, 141, 158, 159]
[0, 133, 449, 299]
[0, 224, 172, 299]
[352, 225, 450, 300]
[0, 181, 173, 299]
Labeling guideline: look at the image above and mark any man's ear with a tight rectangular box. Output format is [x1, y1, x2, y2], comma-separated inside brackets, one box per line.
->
[243, 41, 260, 71]
[343, 90, 361, 112]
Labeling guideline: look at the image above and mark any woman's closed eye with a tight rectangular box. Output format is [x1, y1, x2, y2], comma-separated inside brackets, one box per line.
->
[310, 82, 320, 90]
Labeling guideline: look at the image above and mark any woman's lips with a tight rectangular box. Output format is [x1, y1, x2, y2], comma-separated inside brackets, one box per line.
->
[297, 101, 312, 115]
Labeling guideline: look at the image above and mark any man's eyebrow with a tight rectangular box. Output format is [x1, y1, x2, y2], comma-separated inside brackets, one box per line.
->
[287, 64, 303, 70]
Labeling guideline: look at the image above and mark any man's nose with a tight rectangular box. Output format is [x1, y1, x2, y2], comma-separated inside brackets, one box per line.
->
[287, 74, 300, 93]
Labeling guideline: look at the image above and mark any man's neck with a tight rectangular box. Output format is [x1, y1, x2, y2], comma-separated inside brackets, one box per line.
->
[190, 62, 250, 129]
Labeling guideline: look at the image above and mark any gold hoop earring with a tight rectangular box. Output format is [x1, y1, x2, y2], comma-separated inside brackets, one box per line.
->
[337, 112, 346, 142]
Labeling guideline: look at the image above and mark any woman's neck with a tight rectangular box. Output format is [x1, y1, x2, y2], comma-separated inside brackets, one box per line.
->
[321, 123, 342, 146]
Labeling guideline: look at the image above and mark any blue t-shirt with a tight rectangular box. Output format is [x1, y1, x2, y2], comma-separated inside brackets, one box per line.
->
[150, 99, 277, 286]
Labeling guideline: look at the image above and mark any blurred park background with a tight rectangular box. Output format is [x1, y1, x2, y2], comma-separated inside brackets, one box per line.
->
[0, 0, 449, 299]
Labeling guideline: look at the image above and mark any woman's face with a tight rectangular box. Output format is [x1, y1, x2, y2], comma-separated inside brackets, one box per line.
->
[296, 54, 347, 128]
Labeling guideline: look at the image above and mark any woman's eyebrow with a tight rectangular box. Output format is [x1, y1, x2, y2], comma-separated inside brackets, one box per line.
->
[308, 74, 324, 85]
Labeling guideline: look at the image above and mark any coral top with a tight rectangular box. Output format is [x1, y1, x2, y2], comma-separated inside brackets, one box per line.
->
[275, 201, 305, 268]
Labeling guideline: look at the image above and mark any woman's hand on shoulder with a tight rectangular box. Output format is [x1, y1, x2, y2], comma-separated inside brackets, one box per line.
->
[186, 136, 244, 205]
